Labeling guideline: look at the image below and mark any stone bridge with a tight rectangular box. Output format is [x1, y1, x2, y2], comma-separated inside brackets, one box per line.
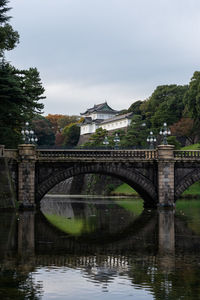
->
[1, 144, 200, 208]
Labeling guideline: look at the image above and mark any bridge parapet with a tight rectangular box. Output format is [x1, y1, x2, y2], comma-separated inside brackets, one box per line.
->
[4, 148, 200, 162]
[37, 149, 158, 161]
[4, 149, 18, 160]
[174, 150, 200, 160]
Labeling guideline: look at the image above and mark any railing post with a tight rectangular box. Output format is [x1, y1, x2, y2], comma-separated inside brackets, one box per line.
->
[157, 145, 175, 207]
[18, 144, 36, 209]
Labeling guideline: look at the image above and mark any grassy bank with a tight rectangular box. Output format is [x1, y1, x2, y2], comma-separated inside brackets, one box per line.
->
[179, 143, 200, 197]
[181, 181, 200, 198]
[111, 183, 139, 196]
[181, 143, 200, 150]
[112, 182, 200, 198]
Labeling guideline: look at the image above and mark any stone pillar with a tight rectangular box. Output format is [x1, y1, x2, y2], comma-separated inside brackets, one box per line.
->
[157, 145, 175, 207]
[18, 144, 36, 209]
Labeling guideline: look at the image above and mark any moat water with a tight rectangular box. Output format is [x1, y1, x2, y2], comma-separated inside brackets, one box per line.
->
[1, 195, 200, 300]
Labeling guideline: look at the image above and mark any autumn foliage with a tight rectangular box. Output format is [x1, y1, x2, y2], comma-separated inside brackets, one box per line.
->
[170, 118, 196, 144]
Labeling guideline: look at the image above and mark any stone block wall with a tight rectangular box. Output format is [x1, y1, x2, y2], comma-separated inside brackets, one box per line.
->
[0, 158, 16, 208]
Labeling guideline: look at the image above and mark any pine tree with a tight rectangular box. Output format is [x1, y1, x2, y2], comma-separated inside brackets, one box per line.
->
[0, 62, 45, 147]
[0, 0, 19, 57]
[0, 62, 26, 147]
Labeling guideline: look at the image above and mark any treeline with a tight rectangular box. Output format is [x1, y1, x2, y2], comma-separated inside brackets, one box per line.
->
[84, 73, 200, 149]
[44, 74, 200, 150]
[33, 114, 81, 148]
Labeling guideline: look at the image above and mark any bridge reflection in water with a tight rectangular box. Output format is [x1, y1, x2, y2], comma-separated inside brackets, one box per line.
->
[1, 197, 200, 299]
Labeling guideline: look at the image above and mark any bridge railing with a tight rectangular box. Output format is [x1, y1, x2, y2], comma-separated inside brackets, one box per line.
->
[4, 149, 18, 159]
[37, 149, 158, 160]
[174, 150, 200, 159]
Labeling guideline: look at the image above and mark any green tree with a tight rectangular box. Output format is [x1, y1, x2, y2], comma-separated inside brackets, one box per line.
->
[32, 115, 55, 146]
[0, 62, 27, 147]
[128, 100, 143, 114]
[140, 85, 188, 129]
[62, 123, 80, 147]
[121, 115, 149, 148]
[184, 71, 200, 125]
[167, 136, 181, 149]
[57, 115, 79, 129]
[0, 0, 19, 57]
[16, 67, 45, 117]
[0, 62, 45, 147]
[108, 129, 126, 148]
[83, 128, 108, 148]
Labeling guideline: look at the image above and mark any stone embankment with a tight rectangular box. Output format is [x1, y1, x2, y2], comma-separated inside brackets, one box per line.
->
[49, 174, 122, 196]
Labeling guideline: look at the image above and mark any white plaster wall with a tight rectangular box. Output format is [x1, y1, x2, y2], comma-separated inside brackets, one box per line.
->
[80, 123, 99, 135]
[80, 117, 131, 135]
[80, 125, 87, 135]
[91, 113, 97, 120]
[91, 113, 116, 120]
[100, 118, 130, 131]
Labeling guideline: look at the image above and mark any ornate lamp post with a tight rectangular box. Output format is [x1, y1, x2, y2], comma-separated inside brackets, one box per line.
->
[113, 133, 120, 149]
[159, 122, 171, 145]
[21, 122, 38, 144]
[147, 131, 157, 149]
[103, 136, 109, 148]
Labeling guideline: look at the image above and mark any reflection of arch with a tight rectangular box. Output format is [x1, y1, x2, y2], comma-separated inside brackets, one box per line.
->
[175, 168, 200, 199]
[36, 163, 158, 206]
[36, 209, 157, 254]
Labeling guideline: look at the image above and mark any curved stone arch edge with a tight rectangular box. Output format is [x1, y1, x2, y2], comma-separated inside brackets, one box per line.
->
[175, 168, 200, 199]
[36, 164, 158, 205]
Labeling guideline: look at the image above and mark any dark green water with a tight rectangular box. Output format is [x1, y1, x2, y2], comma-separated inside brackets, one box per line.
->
[1, 196, 200, 299]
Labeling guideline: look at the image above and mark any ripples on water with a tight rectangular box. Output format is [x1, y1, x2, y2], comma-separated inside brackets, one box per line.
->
[1, 196, 200, 299]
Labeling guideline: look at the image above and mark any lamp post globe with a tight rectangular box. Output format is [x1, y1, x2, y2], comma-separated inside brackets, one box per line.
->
[103, 136, 109, 148]
[21, 122, 38, 145]
[159, 122, 171, 145]
[113, 133, 120, 149]
[147, 131, 156, 149]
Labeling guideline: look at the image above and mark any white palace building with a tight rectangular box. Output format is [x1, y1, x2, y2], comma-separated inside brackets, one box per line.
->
[80, 102, 133, 136]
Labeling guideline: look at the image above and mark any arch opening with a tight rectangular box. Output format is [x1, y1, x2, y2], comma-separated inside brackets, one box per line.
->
[36, 163, 158, 208]
[175, 169, 200, 200]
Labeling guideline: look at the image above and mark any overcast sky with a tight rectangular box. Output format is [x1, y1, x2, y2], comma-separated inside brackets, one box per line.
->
[6, 0, 200, 115]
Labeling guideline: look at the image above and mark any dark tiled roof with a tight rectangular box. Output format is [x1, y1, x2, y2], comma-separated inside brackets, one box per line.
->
[101, 112, 133, 124]
[81, 117, 104, 125]
[80, 102, 118, 115]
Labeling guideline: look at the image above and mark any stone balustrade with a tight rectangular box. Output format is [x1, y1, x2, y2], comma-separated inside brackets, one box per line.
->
[174, 150, 200, 159]
[5, 148, 200, 161]
[36, 149, 158, 161]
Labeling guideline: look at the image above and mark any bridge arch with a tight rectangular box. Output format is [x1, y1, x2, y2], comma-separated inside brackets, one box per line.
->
[175, 168, 200, 199]
[36, 163, 158, 207]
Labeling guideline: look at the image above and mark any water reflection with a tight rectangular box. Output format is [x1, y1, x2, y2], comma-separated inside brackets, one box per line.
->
[1, 197, 200, 299]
